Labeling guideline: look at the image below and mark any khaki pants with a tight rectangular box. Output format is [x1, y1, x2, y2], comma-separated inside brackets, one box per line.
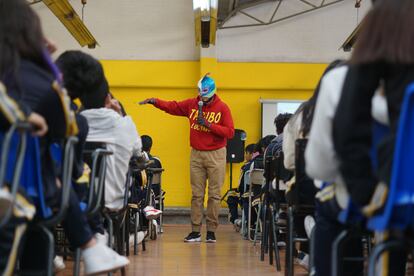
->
[190, 147, 226, 232]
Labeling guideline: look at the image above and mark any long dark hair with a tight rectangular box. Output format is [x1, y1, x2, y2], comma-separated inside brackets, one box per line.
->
[0, 0, 49, 82]
[293, 60, 344, 137]
[351, 0, 414, 64]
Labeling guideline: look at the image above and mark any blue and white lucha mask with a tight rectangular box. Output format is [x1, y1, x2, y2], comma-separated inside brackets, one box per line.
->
[198, 74, 216, 99]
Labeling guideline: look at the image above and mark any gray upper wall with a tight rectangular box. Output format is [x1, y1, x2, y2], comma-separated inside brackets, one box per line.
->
[33, 0, 370, 62]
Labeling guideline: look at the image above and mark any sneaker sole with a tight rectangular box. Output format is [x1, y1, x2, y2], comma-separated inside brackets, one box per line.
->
[86, 263, 129, 276]
[145, 213, 162, 220]
[184, 238, 201, 243]
[205, 240, 216, 243]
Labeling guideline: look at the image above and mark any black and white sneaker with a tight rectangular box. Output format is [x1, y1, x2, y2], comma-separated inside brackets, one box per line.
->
[184, 232, 201, 242]
[205, 231, 216, 243]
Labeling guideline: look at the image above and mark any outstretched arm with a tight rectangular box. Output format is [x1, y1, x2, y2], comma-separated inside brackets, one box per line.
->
[140, 98, 191, 117]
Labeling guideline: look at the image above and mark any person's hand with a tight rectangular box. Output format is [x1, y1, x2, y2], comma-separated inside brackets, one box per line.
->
[44, 38, 57, 54]
[107, 98, 122, 114]
[197, 117, 211, 128]
[139, 98, 156, 105]
[28, 112, 48, 136]
[361, 182, 388, 217]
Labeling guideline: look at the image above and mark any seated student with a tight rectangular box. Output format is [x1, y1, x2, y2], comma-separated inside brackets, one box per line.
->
[240, 136, 275, 238]
[0, 86, 41, 273]
[56, 50, 142, 212]
[332, 1, 414, 274]
[139, 134, 163, 219]
[263, 113, 292, 241]
[266, 113, 292, 157]
[265, 113, 293, 190]
[229, 143, 255, 227]
[0, 1, 129, 274]
[305, 62, 389, 276]
[282, 60, 343, 271]
[244, 143, 256, 163]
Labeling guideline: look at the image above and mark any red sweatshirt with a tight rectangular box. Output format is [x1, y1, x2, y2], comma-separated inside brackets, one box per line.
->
[154, 95, 234, 151]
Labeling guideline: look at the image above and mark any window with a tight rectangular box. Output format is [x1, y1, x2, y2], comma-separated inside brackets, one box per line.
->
[260, 99, 303, 137]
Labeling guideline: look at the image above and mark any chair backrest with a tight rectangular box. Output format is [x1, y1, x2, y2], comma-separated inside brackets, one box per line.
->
[274, 151, 293, 183]
[43, 136, 78, 227]
[83, 142, 107, 169]
[0, 123, 30, 228]
[146, 168, 164, 184]
[152, 172, 162, 185]
[83, 142, 112, 216]
[148, 156, 162, 184]
[368, 83, 414, 231]
[249, 169, 265, 186]
[19, 135, 51, 218]
[0, 82, 25, 126]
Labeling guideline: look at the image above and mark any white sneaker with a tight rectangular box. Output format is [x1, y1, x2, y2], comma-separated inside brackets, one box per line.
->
[295, 252, 309, 271]
[53, 255, 65, 272]
[143, 206, 162, 219]
[129, 231, 146, 247]
[82, 242, 129, 275]
[95, 231, 109, 245]
[304, 215, 316, 239]
[233, 219, 241, 232]
[277, 241, 286, 247]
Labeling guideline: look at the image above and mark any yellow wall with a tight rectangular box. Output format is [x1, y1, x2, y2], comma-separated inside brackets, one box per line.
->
[101, 60, 327, 207]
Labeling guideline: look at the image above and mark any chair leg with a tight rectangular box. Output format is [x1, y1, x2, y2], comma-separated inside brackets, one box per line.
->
[124, 216, 129, 256]
[285, 206, 294, 276]
[264, 219, 270, 254]
[366, 234, 372, 255]
[309, 226, 316, 276]
[249, 205, 258, 242]
[73, 248, 81, 276]
[142, 237, 146, 251]
[141, 212, 146, 251]
[268, 210, 274, 265]
[104, 213, 114, 248]
[240, 208, 245, 237]
[260, 202, 268, 262]
[248, 194, 252, 241]
[134, 212, 138, 255]
[117, 222, 124, 255]
[37, 225, 54, 276]
[159, 189, 163, 234]
[253, 203, 262, 246]
[331, 230, 349, 276]
[368, 240, 404, 276]
[411, 248, 414, 272]
[271, 210, 281, 271]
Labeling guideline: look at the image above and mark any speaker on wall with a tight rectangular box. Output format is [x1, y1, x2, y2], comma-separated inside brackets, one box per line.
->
[201, 20, 210, 48]
[226, 129, 246, 163]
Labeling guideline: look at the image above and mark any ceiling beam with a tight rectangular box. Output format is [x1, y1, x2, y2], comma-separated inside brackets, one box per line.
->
[41, 0, 98, 48]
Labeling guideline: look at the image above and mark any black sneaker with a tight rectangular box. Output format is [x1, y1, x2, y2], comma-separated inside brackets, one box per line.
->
[184, 232, 201, 242]
[206, 231, 216, 243]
